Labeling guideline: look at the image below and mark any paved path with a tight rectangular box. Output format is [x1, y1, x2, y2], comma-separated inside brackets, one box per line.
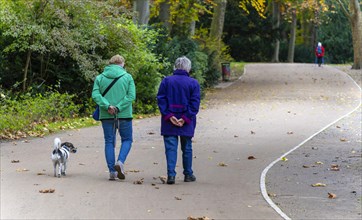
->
[1, 64, 360, 219]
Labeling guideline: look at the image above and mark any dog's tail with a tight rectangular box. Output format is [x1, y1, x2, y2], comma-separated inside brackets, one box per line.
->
[54, 137, 61, 150]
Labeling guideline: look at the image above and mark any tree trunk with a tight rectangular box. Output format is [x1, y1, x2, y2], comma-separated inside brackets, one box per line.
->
[133, 0, 150, 25]
[287, 9, 297, 63]
[23, 49, 32, 91]
[190, 20, 196, 36]
[350, 0, 362, 69]
[159, 0, 171, 34]
[271, 0, 280, 62]
[210, 0, 227, 40]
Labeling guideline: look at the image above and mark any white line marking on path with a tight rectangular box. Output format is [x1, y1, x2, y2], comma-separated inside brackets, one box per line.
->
[260, 67, 362, 220]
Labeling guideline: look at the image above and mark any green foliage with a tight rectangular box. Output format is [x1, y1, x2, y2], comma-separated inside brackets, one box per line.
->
[186, 50, 207, 87]
[194, 28, 233, 87]
[155, 36, 208, 92]
[0, 0, 163, 116]
[151, 0, 213, 38]
[293, 44, 315, 63]
[155, 34, 229, 90]
[133, 65, 161, 114]
[222, 2, 273, 62]
[230, 62, 246, 79]
[0, 88, 81, 138]
[317, 2, 353, 64]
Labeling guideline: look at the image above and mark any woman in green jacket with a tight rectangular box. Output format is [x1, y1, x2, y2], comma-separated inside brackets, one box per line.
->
[92, 55, 136, 181]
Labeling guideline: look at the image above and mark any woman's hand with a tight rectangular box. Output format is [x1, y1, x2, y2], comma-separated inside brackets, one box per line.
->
[170, 116, 184, 127]
[108, 106, 118, 115]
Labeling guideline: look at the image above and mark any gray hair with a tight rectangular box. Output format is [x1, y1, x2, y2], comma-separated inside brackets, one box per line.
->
[174, 56, 191, 72]
[109, 54, 125, 66]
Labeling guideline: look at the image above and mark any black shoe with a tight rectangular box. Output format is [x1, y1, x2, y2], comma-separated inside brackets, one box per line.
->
[167, 176, 175, 184]
[184, 174, 196, 182]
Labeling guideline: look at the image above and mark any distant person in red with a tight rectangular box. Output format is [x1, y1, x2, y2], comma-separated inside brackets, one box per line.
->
[315, 42, 325, 67]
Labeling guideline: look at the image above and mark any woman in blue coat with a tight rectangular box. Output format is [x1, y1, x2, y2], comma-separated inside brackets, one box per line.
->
[157, 56, 201, 184]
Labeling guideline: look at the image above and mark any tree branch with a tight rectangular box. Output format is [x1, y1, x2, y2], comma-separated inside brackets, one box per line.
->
[336, 0, 352, 22]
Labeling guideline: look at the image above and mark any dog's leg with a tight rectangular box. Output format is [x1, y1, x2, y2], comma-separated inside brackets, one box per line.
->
[58, 163, 62, 178]
[62, 162, 67, 176]
[53, 162, 57, 177]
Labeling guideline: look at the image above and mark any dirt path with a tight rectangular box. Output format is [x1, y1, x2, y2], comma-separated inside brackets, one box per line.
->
[1, 64, 360, 219]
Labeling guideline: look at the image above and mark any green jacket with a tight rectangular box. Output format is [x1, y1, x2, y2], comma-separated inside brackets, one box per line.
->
[92, 64, 136, 120]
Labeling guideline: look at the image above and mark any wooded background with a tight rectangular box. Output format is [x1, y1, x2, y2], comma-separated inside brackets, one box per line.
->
[0, 0, 361, 117]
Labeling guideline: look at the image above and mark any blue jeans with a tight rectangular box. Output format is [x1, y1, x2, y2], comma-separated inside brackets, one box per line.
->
[163, 135, 193, 177]
[101, 119, 133, 173]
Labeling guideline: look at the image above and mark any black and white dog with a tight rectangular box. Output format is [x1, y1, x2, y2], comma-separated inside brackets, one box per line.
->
[51, 137, 77, 177]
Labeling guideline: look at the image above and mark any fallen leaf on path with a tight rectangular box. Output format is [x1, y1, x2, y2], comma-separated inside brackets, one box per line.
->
[11, 160, 20, 163]
[187, 216, 211, 220]
[268, 193, 277, 197]
[127, 169, 141, 173]
[281, 157, 288, 161]
[159, 176, 167, 184]
[328, 193, 337, 199]
[79, 163, 85, 165]
[302, 165, 310, 168]
[218, 162, 228, 167]
[340, 138, 347, 142]
[16, 168, 29, 172]
[330, 168, 340, 171]
[175, 196, 182, 200]
[311, 183, 327, 187]
[330, 164, 340, 171]
[348, 154, 362, 158]
[287, 131, 294, 135]
[37, 173, 46, 175]
[315, 161, 324, 165]
[250, 131, 256, 134]
[248, 156, 256, 160]
[39, 189, 55, 193]
[133, 178, 144, 185]
[147, 132, 155, 135]
[234, 135, 238, 138]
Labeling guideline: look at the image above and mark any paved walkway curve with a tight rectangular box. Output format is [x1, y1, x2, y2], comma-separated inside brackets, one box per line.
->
[263, 67, 361, 220]
[1, 64, 360, 219]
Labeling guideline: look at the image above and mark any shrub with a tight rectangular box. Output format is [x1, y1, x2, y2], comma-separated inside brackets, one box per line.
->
[133, 65, 161, 114]
[194, 28, 233, 87]
[156, 36, 220, 91]
[0, 89, 81, 136]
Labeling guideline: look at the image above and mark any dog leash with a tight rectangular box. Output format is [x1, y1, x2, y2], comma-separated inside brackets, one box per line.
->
[113, 108, 118, 148]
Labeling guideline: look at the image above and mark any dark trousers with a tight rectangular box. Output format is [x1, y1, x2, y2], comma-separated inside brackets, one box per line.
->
[317, 57, 323, 66]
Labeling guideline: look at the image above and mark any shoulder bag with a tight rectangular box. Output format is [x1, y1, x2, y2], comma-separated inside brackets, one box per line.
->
[92, 75, 123, 121]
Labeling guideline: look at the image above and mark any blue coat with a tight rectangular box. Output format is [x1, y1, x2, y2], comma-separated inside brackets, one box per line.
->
[157, 69, 201, 137]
